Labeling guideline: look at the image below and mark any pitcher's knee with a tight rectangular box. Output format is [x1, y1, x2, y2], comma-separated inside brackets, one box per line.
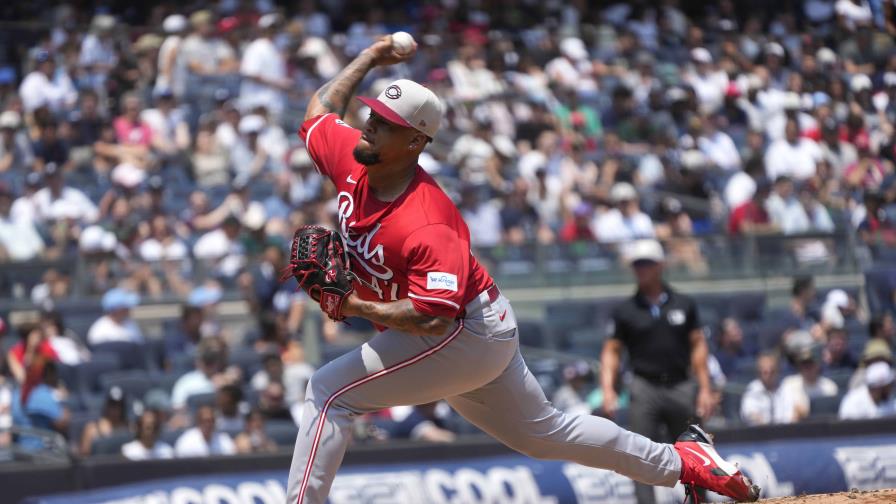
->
[305, 374, 330, 407]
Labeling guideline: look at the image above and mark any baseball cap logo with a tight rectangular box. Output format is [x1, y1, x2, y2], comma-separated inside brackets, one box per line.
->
[384, 85, 402, 99]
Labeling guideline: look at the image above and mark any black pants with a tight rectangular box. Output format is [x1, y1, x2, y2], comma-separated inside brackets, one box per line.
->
[629, 375, 698, 504]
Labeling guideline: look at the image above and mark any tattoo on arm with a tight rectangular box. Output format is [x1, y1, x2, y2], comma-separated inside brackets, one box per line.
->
[305, 53, 376, 120]
[350, 298, 454, 336]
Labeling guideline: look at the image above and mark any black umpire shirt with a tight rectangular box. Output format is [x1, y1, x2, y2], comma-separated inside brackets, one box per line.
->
[609, 285, 700, 385]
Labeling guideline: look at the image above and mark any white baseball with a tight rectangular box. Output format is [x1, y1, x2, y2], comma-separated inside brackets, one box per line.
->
[391, 31, 415, 55]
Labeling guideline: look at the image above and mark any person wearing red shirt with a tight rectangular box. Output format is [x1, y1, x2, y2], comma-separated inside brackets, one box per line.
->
[559, 202, 596, 242]
[285, 36, 759, 504]
[728, 178, 777, 235]
[6, 322, 58, 404]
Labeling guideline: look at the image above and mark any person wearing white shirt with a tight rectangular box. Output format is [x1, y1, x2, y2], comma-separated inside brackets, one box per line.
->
[459, 186, 502, 248]
[545, 38, 598, 96]
[696, 118, 741, 172]
[18, 51, 77, 114]
[764, 118, 822, 181]
[122, 411, 174, 461]
[765, 176, 813, 235]
[171, 337, 228, 410]
[240, 15, 289, 121]
[0, 188, 44, 262]
[592, 182, 655, 243]
[193, 215, 246, 278]
[156, 15, 187, 94]
[447, 121, 497, 187]
[839, 362, 896, 420]
[835, 0, 873, 31]
[32, 164, 99, 224]
[778, 345, 838, 421]
[138, 215, 188, 262]
[683, 48, 729, 114]
[740, 354, 797, 425]
[175, 405, 236, 457]
[86, 288, 144, 346]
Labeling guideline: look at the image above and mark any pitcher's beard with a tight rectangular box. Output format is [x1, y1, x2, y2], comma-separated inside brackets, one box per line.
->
[352, 146, 381, 165]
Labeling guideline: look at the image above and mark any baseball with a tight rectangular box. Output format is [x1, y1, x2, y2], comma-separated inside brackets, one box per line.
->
[391, 31, 415, 55]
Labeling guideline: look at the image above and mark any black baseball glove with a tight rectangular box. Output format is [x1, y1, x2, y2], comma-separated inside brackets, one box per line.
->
[280, 225, 355, 321]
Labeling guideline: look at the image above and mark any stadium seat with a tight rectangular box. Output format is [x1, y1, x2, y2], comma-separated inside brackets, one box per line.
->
[721, 385, 746, 421]
[186, 392, 218, 412]
[729, 293, 766, 321]
[809, 395, 841, 417]
[228, 345, 262, 377]
[78, 354, 123, 395]
[98, 370, 157, 400]
[516, 319, 545, 348]
[90, 430, 134, 455]
[68, 412, 98, 445]
[160, 428, 186, 446]
[91, 342, 147, 371]
[265, 419, 299, 446]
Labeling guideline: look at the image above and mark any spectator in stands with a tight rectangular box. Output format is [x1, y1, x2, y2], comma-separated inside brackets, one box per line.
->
[39, 309, 89, 366]
[458, 184, 502, 248]
[741, 353, 796, 425]
[713, 318, 748, 378]
[163, 304, 204, 364]
[171, 336, 238, 412]
[258, 381, 292, 423]
[79, 386, 129, 456]
[838, 361, 896, 419]
[728, 177, 777, 235]
[551, 360, 598, 416]
[18, 50, 76, 114]
[779, 343, 839, 420]
[385, 402, 456, 443]
[215, 384, 244, 433]
[178, 10, 238, 82]
[32, 162, 99, 225]
[155, 15, 187, 95]
[824, 326, 858, 371]
[11, 361, 69, 449]
[240, 14, 289, 122]
[593, 182, 655, 243]
[869, 313, 895, 349]
[192, 215, 246, 280]
[602, 239, 712, 504]
[6, 322, 57, 402]
[849, 338, 893, 390]
[819, 289, 859, 333]
[0, 110, 34, 172]
[174, 404, 236, 457]
[0, 357, 13, 448]
[32, 119, 72, 171]
[234, 408, 277, 454]
[559, 202, 596, 242]
[122, 410, 174, 460]
[0, 184, 45, 262]
[141, 89, 191, 161]
[86, 288, 143, 345]
[765, 117, 822, 181]
[820, 118, 857, 177]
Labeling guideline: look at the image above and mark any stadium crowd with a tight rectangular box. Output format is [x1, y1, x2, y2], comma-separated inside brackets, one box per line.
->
[1, 0, 896, 459]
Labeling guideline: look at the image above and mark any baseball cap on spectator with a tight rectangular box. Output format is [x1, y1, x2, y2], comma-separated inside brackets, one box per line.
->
[816, 47, 837, 65]
[865, 361, 895, 388]
[102, 288, 140, 312]
[147, 175, 164, 192]
[690, 47, 712, 64]
[44, 162, 61, 177]
[356, 79, 443, 139]
[143, 388, 172, 413]
[0, 110, 21, 130]
[812, 92, 831, 108]
[25, 171, 42, 188]
[666, 87, 688, 104]
[626, 239, 665, 264]
[188, 285, 223, 307]
[884, 72, 896, 88]
[573, 201, 592, 217]
[79, 225, 118, 253]
[218, 16, 240, 33]
[680, 149, 708, 171]
[850, 74, 872, 93]
[560, 37, 589, 61]
[238, 114, 265, 135]
[822, 117, 839, 133]
[91, 14, 116, 32]
[190, 10, 213, 27]
[134, 34, 163, 53]
[33, 50, 51, 64]
[242, 202, 267, 231]
[610, 182, 637, 203]
[781, 92, 802, 111]
[258, 13, 281, 29]
[862, 338, 893, 364]
[111, 162, 146, 189]
[765, 42, 785, 58]
[163, 14, 187, 33]
[663, 197, 684, 216]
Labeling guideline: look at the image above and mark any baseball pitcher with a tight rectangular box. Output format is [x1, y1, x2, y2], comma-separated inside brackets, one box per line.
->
[282, 35, 760, 504]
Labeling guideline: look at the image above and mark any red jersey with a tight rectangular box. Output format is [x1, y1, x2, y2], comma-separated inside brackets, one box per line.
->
[8, 340, 58, 403]
[299, 114, 493, 319]
[727, 200, 769, 235]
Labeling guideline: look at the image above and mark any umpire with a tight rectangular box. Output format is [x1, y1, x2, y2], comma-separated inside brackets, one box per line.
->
[600, 239, 714, 504]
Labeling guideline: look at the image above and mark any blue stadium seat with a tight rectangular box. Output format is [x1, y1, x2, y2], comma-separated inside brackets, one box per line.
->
[265, 419, 299, 446]
[68, 411, 98, 445]
[160, 428, 186, 446]
[228, 345, 262, 377]
[186, 391, 217, 411]
[91, 342, 147, 371]
[90, 430, 134, 455]
[78, 354, 123, 395]
[809, 395, 841, 417]
[98, 370, 157, 400]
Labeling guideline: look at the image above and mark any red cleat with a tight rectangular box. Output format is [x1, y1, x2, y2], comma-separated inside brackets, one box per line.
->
[674, 425, 761, 503]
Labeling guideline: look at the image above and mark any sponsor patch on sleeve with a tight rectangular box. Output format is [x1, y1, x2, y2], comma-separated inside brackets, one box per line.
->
[426, 272, 458, 292]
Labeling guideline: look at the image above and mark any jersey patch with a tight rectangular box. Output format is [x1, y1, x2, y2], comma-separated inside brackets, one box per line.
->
[426, 272, 458, 292]
[667, 309, 686, 326]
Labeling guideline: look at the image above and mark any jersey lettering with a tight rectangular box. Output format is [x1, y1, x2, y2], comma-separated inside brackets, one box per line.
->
[336, 191, 393, 281]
